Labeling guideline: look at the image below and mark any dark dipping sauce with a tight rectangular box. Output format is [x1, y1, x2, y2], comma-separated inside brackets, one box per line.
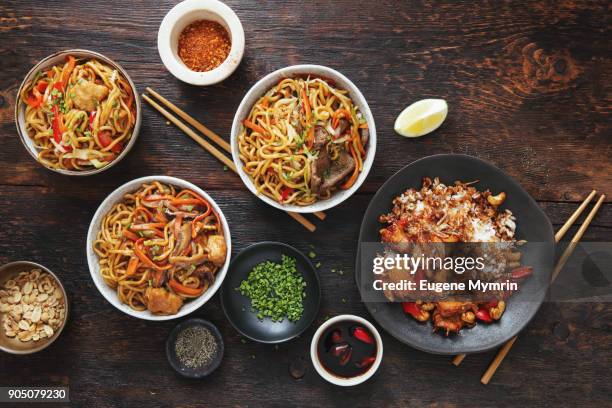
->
[317, 321, 377, 378]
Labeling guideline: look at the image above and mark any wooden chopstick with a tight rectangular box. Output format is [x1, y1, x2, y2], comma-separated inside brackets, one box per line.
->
[480, 193, 606, 385]
[146, 87, 232, 154]
[142, 93, 317, 233]
[554, 190, 597, 242]
[451, 189, 599, 367]
[143, 94, 236, 170]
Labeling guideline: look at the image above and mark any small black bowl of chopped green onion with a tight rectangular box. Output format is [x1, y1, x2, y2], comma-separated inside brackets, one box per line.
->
[166, 318, 224, 378]
[220, 242, 321, 343]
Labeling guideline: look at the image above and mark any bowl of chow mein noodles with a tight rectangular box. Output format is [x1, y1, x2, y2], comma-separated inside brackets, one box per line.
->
[86, 176, 231, 321]
[15, 49, 141, 175]
[231, 65, 376, 213]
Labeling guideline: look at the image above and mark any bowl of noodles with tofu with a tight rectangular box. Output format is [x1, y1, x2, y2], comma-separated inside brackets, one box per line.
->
[231, 65, 376, 213]
[15, 49, 141, 175]
[86, 176, 231, 321]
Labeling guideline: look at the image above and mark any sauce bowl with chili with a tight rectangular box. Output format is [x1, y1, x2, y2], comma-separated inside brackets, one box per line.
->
[158, 0, 245, 86]
[310, 314, 383, 386]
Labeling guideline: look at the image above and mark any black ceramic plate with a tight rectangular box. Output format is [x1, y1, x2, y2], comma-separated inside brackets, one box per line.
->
[221, 242, 321, 343]
[355, 154, 555, 354]
[166, 318, 224, 378]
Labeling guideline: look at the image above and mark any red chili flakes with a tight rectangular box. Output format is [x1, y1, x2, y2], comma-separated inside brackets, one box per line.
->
[178, 20, 231, 72]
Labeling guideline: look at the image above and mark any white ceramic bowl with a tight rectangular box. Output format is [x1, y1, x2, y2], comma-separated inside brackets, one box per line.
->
[158, 0, 245, 86]
[231, 65, 377, 213]
[310, 314, 383, 386]
[15, 49, 142, 176]
[86, 176, 232, 321]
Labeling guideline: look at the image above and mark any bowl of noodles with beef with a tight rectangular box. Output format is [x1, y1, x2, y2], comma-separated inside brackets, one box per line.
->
[231, 65, 376, 213]
[15, 49, 141, 175]
[86, 176, 231, 321]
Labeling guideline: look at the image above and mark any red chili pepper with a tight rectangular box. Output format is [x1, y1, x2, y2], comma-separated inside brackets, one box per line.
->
[280, 187, 294, 202]
[352, 326, 374, 344]
[511, 266, 533, 280]
[402, 302, 423, 319]
[339, 347, 352, 366]
[355, 356, 376, 369]
[331, 329, 342, 343]
[475, 308, 493, 323]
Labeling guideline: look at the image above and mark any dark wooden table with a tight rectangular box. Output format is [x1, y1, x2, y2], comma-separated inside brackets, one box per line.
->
[1, 1, 610, 406]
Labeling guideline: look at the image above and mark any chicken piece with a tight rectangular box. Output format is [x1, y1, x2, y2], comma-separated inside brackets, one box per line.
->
[432, 310, 465, 335]
[379, 220, 411, 252]
[436, 301, 474, 318]
[206, 235, 227, 266]
[146, 287, 183, 315]
[72, 80, 109, 111]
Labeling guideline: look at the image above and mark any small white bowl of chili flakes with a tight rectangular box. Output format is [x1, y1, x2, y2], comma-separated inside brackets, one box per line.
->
[158, 0, 245, 86]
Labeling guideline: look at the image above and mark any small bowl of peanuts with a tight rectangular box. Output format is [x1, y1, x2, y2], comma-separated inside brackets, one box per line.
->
[0, 261, 68, 354]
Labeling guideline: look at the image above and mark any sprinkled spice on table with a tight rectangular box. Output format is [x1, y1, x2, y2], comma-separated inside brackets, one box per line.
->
[175, 326, 219, 369]
[178, 20, 231, 72]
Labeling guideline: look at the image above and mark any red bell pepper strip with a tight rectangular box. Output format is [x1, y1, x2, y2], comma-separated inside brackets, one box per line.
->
[355, 356, 376, 369]
[510, 266, 533, 280]
[402, 302, 424, 320]
[51, 105, 63, 144]
[352, 326, 374, 344]
[280, 187, 294, 202]
[97, 131, 122, 154]
[475, 308, 493, 323]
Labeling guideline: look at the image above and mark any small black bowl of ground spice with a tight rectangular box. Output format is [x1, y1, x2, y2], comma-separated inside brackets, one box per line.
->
[166, 318, 224, 378]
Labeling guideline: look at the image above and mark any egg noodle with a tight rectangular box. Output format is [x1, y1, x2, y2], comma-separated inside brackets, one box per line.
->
[93, 182, 227, 315]
[20, 55, 135, 171]
[237, 76, 368, 205]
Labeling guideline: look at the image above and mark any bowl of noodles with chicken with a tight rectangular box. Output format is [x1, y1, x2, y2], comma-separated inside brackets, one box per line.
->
[231, 65, 376, 213]
[15, 49, 141, 175]
[86, 176, 231, 321]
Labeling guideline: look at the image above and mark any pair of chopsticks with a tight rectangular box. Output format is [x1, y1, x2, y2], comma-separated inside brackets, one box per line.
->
[141, 87, 326, 232]
[452, 190, 606, 384]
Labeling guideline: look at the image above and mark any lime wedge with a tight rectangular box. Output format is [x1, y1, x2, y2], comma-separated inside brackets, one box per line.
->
[394, 99, 448, 137]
